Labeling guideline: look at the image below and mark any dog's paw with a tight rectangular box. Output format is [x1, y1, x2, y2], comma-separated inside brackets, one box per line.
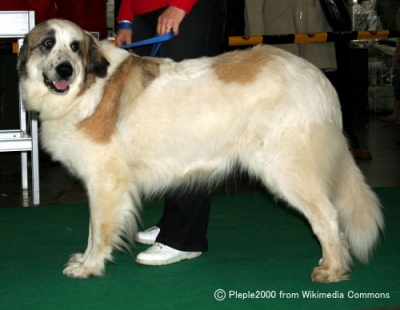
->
[311, 265, 349, 283]
[63, 256, 104, 278]
[63, 263, 104, 278]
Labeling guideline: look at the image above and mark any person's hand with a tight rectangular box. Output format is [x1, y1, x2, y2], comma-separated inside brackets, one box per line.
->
[115, 29, 132, 47]
[157, 6, 186, 35]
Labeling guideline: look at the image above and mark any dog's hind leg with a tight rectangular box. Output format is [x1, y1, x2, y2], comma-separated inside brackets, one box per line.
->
[271, 181, 351, 283]
[244, 125, 352, 283]
[63, 176, 138, 278]
[280, 189, 351, 283]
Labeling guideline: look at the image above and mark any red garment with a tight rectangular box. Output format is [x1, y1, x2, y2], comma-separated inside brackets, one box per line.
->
[0, 0, 56, 23]
[56, 0, 108, 38]
[0, 0, 107, 38]
[117, 0, 198, 22]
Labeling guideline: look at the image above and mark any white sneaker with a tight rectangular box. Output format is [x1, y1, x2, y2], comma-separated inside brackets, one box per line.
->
[135, 242, 202, 266]
[135, 226, 160, 245]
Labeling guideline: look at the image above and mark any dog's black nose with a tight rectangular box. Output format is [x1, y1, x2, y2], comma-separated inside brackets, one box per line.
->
[56, 62, 73, 79]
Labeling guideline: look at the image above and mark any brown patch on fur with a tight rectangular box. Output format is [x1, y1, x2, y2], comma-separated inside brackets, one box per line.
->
[212, 46, 273, 84]
[17, 21, 55, 77]
[77, 55, 160, 143]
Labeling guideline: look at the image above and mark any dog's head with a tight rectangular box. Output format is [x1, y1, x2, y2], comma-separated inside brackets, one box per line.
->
[17, 19, 110, 116]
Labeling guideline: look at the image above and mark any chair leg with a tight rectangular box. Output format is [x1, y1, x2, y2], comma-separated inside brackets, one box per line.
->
[21, 152, 28, 189]
[31, 115, 40, 205]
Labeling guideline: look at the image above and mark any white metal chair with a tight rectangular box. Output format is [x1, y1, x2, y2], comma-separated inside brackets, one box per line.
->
[0, 11, 39, 205]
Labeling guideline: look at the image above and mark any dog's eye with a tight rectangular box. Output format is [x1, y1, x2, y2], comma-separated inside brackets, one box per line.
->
[43, 39, 54, 48]
[71, 42, 80, 52]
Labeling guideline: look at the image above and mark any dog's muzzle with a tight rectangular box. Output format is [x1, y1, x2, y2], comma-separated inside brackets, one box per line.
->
[43, 61, 73, 94]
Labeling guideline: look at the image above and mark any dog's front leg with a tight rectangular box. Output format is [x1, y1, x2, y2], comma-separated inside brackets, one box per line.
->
[63, 180, 135, 278]
[65, 224, 93, 268]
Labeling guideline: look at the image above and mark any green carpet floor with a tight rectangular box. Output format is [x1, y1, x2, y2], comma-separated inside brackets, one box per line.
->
[0, 188, 399, 310]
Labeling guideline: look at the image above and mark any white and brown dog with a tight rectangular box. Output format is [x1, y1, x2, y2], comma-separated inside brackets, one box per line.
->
[18, 19, 383, 282]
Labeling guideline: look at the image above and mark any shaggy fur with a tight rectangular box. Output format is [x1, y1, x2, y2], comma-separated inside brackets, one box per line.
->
[18, 19, 384, 282]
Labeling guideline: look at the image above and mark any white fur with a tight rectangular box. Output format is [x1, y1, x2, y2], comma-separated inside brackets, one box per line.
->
[19, 19, 383, 282]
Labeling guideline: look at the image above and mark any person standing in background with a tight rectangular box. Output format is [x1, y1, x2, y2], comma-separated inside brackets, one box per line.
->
[244, 0, 372, 160]
[379, 7, 400, 125]
[244, 0, 337, 71]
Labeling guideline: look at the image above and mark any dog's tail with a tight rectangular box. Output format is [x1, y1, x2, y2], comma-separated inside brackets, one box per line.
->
[334, 152, 384, 264]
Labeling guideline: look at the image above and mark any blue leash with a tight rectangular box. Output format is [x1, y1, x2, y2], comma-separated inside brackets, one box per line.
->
[119, 31, 174, 57]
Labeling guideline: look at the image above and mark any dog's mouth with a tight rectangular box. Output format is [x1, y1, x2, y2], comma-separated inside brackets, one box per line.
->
[43, 73, 70, 94]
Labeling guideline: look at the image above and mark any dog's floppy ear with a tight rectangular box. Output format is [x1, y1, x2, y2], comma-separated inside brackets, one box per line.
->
[17, 36, 30, 77]
[84, 33, 110, 78]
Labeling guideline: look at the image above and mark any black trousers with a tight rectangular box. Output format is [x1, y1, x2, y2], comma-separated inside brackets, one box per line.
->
[156, 190, 212, 252]
[131, 0, 227, 251]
